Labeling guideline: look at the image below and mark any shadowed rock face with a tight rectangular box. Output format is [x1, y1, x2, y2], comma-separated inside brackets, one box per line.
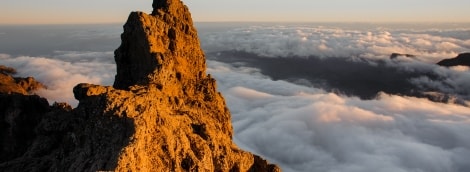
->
[0, 94, 50, 162]
[0, 0, 279, 171]
[0, 66, 51, 162]
[437, 53, 470, 67]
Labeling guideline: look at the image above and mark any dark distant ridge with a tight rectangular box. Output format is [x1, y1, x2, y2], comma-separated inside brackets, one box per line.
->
[437, 53, 470, 67]
[208, 50, 469, 106]
[390, 53, 416, 59]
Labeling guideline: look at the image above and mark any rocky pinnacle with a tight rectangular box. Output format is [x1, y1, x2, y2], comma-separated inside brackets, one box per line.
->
[114, 0, 201, 90]
[0, 0, 280, 171]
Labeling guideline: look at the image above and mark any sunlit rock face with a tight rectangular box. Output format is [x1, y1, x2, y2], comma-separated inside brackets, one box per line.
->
[114, 0, 204, 90]
[111, 0, 279, 170]
[0, 65, 45, 95]
[0, 0, 279, 171]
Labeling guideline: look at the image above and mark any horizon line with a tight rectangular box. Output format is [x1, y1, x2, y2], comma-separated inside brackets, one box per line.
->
[1, 21, 470, 26]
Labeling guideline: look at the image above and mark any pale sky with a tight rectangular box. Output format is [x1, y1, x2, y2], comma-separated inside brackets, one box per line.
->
[1, 0, 470, 24]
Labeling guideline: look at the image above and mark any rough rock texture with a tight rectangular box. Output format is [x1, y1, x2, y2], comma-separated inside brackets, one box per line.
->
[0, 65, 45, 95]
[114, 0, 204, 90]
[0, 94, 50, 163]
[0, 66, 73, 169]
[110, 0, 279, 170]
[437, 52, 470, 67]
[0, 0, 280, 171]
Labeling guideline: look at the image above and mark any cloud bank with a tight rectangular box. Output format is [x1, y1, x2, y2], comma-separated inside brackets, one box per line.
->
[1, 51, 115, 106]
[208, 50, 470, 105]
[198, 23, 470, 63]
[4, 50, 469, 171]
[2, 23, 470, 171]
[208, 60, 470, 172]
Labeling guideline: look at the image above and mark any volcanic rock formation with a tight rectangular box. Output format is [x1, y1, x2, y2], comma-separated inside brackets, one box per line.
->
[0, 66, 53, 164]
[0, 0, 279, 171]
[0, 65, 45, 95]
[437, 52, 470, 67]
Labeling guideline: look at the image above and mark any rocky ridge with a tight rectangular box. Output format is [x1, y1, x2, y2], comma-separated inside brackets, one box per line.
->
[0, 0, 279, 171]
[0, 66, 55, 164]
[389, 53, 416, 59]
[437, 52, 470, 67]
[0, 65, 45, 95]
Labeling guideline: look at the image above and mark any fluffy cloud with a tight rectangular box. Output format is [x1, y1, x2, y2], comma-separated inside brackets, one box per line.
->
[2, 23, 470, 172]
[6, 53, 468, 171]
[395, 60, 470, 101]
[198, 23, 470, 63]
[208, 60, 470, 172]
[1, 51, 115, 106]
[209, 50, 470, 105]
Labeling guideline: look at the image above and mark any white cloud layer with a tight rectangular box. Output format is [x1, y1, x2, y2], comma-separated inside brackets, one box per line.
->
[0, 51, 115, 106]
[390, 59, 470, 101]
[3, 51, 470, 171]
[1, 24, 470, 171]
[208, 60, 470, 172]
[199, 23, 470, 63]
[199, 23, 470, 103]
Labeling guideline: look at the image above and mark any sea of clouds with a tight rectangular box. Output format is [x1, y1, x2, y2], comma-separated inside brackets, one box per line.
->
[1, 23, 470, 171]
[0, 52, 115, 106]
[198, 23, 470, 63]
[209, 60, 470, 172]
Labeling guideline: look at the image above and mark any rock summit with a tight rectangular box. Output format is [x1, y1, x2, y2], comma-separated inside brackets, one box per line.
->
[0, 0, 279, 171]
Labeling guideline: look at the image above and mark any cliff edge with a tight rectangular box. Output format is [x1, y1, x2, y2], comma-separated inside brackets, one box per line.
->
[0, 0, 279, 171]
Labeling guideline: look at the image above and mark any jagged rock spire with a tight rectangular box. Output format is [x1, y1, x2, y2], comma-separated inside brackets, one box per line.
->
[0, 0, 280, 171]
[152, 0, 172, 12]
[151, 0, 193, 24]
[114, 0, 201, 89]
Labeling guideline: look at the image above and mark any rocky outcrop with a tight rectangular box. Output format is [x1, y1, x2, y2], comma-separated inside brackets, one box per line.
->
[0, 94, 50, 163]
[0, 66, 73, 168]
[390, 53, 416, 59]
[437, 53, 470, 67]
[114, 0, 204, 90]
[0, 65, 45, 95]
[0, 0, 279, 171]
